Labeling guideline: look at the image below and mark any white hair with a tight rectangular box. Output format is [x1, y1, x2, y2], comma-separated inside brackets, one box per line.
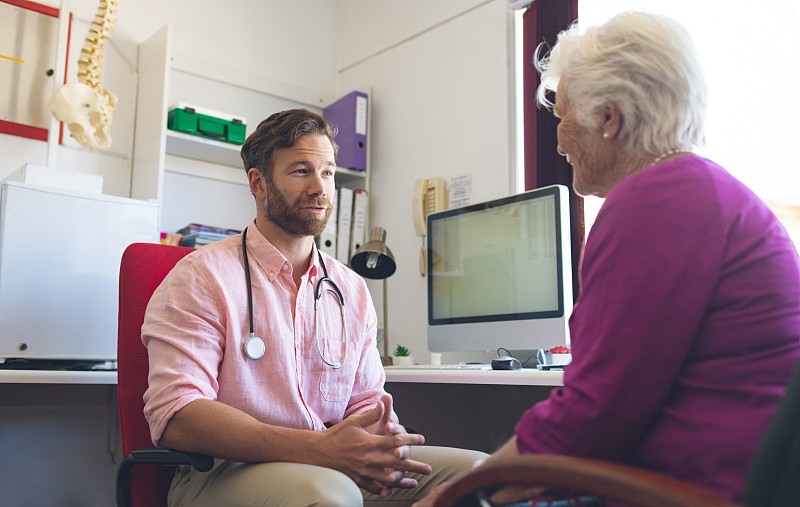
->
[537, 11, 706, 156]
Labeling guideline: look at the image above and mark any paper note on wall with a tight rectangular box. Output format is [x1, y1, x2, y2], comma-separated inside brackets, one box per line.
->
[448, 174, 472, 209]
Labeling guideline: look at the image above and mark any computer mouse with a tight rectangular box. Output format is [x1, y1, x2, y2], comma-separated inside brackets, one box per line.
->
[491, 356, 522, 370]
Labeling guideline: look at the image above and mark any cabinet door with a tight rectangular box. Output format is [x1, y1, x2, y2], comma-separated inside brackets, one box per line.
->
[0, 183, 158, 361]
[131, 24, 172, 203]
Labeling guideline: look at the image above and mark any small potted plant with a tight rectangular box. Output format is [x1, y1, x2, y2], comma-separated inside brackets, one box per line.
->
[548, 345, 572, 366]
[393, 345, 413, 366]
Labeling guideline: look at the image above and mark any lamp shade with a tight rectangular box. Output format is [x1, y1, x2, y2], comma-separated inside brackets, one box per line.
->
[350, 227, 396, 280]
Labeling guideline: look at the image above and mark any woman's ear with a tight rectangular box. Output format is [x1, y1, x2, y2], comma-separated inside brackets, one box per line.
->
[602, 102, 622, 140]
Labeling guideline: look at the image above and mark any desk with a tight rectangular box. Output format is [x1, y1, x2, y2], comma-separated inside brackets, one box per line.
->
[0, 369, 117, 384]
[0, 367, 559, 502]
[0, 370, 120, 506]
[385, 368, 563, 453]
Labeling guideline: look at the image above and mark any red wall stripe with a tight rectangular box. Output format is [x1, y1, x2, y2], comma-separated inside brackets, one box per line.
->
[58, 11, 73, 145]
[1, 0, 59, 17]
[0, 120, 49, 142]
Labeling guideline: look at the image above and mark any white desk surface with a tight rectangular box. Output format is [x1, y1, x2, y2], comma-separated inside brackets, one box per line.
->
[1, 367, 562, 387]
[384, 366, 563, 386]
[0, 370, 117, 384]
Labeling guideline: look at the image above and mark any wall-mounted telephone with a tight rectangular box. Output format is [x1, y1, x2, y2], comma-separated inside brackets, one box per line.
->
[412, 177, 447, 276]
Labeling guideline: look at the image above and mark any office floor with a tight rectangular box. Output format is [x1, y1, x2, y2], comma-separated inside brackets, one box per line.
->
[0, 383, 120, 506]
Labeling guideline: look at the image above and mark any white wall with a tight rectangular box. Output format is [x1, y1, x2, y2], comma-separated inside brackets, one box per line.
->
[337, 0, 518, 363]
[1, 0, 338, 197]
[2, 0, 516, 361]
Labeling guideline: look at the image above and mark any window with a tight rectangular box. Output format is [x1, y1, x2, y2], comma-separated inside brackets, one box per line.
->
[579, 0, 800, 246]
[515, 1, 800, 247]
[514, 7, 525, 192]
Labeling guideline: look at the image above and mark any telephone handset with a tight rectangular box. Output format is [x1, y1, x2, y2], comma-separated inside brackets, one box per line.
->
[412, 177, 447, 276]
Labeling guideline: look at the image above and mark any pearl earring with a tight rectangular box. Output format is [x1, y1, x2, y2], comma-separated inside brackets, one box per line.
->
[603, 133, 609, 140]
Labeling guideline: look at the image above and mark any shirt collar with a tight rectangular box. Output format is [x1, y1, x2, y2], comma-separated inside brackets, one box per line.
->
[244, 222, 321, 284]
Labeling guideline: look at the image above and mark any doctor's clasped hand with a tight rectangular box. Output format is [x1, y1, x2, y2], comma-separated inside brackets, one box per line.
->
[320, 394, 431, 497]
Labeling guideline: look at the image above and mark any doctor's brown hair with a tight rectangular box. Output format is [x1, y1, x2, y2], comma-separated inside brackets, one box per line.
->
[240, 109, 338, 180]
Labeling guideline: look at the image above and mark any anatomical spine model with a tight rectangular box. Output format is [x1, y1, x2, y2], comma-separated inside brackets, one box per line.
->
[48, 0, 120, 151]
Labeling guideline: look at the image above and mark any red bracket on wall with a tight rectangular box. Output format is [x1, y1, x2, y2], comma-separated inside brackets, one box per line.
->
[1, 0, 68, 143]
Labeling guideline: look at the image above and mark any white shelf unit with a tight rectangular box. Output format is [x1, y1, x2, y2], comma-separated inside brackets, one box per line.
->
[165, 130, 367, 187]
[131, 24, 369, 234]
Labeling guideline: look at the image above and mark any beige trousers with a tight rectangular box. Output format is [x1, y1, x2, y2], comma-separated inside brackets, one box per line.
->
[167, 445, 487, 507]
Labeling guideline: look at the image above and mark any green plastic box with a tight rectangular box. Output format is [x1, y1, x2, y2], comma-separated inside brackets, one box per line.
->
[167, 105, 246, 145]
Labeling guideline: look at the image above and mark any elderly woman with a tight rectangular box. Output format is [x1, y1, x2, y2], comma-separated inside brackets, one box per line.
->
[415, 11, 800, 506]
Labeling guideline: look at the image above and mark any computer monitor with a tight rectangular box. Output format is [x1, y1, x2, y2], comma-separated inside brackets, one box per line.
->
[426, 184, 573, 358]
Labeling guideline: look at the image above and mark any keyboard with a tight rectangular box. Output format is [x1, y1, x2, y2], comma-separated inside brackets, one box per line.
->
[385, 364, 491, 370]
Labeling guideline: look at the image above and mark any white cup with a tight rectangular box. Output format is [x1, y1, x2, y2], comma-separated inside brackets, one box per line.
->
[430, 353, 442, 365]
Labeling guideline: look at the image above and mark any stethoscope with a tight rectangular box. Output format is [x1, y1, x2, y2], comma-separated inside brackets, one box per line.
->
[241, 227, 348, 368]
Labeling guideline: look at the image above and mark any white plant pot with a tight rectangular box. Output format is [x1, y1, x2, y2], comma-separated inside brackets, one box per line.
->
[549, 353, 572, 366]
[393, 356, 413, 366]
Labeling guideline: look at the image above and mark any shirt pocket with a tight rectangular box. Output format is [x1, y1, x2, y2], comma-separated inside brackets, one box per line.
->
[318, 338, 359, 402]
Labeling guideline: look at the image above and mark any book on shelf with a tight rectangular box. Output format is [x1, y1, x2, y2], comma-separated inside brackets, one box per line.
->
[176, 223, 241, 248]
[315, 187, 368, 265]
[319, 193, 338, 257]
[336, 187, 354, 264]
[177, 223, 241, 237]
[160, 232, 182, 246]
[350, 189, 368, 255]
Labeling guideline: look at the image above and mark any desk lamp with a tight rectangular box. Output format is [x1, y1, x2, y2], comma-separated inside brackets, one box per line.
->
[350, 227, 396, 366]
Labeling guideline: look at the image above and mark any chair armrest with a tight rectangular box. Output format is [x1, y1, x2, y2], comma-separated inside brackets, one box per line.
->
[116, 447, 213, 507]
[432, 454, 739, 507]
[122, 447, 214, 469]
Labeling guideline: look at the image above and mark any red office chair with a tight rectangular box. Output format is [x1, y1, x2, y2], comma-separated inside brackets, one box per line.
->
[116, 242, 213, 507]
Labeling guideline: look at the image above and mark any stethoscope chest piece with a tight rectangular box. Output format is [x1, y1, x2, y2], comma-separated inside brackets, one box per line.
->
[243, 335, 266, 360]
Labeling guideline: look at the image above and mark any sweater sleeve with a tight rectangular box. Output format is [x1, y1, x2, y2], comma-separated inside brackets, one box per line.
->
[515, 168, 725, 459]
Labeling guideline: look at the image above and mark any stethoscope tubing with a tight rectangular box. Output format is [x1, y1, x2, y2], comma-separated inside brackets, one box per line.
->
[241, 226, 347, 368]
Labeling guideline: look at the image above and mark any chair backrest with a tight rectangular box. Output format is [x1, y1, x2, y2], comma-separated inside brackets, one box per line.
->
[740, 358, 800, 506]
[117, 242, 195, 507]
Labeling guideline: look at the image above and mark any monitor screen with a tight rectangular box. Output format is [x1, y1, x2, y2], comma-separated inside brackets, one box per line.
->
[427, 185, 572, 357]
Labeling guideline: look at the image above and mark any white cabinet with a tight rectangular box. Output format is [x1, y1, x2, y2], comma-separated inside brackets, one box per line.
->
[0, 182, 158, 363]
[132, 24, 369, 234]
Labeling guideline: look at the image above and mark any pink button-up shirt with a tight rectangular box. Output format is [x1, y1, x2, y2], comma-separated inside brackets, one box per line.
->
[142, 222, 391, 446]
